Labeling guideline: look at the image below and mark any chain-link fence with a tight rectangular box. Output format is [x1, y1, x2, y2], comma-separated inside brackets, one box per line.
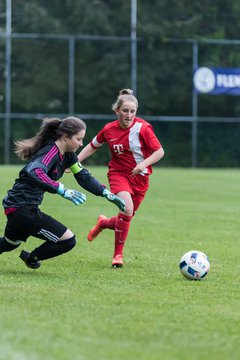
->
[1, 0, 240, 167]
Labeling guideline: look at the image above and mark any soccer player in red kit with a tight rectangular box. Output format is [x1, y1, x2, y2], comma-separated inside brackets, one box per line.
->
[78, 89, 165, 268]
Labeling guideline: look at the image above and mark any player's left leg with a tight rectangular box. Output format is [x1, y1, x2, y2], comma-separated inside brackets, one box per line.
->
[19, 208, 76, 269]
[112, 212, 132, 268]
[29, 232, 76, 261]
[111, 191, 133, 268]
[112, 188, 148, 268]
[20, 234, 76, 270]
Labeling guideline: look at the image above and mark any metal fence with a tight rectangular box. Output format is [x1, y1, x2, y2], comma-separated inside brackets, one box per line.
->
[1, 0, 240, 167]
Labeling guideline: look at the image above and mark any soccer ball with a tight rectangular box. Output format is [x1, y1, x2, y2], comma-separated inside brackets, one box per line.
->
[179, 250, 210, 280]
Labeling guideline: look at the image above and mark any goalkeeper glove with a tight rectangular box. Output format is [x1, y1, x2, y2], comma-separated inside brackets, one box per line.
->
[57, 183, 86, 206]
[102, 189, 126, 212]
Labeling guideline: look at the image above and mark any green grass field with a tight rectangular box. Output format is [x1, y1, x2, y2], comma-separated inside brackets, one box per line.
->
[0, 166, 239, 360]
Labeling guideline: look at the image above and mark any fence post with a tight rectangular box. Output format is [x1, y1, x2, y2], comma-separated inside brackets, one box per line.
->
[4, 0, 12, 164]
[131, 0, 137, 95]
[68, 35, 75, 115]
[191, 40, 198, 168]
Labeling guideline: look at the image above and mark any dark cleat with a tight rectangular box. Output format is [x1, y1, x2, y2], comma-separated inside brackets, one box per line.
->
[19, 250, 41, 269]
[112, 263, 123, 269]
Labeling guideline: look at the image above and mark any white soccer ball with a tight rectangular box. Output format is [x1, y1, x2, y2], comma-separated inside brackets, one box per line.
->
[179, 250, 210, 280]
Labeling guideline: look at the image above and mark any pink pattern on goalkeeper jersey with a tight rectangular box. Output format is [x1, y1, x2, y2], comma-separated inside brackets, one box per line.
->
[34, 168, 59, 188]
[42, 145, 58, 166]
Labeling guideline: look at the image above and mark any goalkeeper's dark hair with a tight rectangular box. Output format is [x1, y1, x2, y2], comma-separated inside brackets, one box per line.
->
[112, 88, 138, 112]
[15, 116, 86, 161]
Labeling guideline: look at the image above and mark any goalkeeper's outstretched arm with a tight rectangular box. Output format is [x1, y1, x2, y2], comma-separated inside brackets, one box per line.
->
[70, 162, 126, 212]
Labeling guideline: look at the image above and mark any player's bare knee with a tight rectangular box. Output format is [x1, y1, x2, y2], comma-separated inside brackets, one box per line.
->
[60, 228, 74, 240]
[122, 207, 133, 217]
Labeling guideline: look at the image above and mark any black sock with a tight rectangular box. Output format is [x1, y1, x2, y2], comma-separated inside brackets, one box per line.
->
[30, 236, 76, 261]
[0, 237, 21, 254]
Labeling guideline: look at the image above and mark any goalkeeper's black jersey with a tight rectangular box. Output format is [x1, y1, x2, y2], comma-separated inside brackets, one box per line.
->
[3, 141, 105, 210]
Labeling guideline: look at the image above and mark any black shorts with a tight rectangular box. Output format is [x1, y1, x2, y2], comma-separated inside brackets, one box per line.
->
[4, 206, 67, 243]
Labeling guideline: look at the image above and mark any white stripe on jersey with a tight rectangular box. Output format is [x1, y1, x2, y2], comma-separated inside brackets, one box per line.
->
[92, 136, 104, 148]
[129, 122, 148, 174]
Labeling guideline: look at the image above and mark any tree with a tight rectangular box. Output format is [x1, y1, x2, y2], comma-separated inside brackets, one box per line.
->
[2, 0, 240, 166]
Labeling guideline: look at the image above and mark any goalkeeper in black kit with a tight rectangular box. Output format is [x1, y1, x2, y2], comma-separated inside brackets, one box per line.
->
[0, 116, 125, 269]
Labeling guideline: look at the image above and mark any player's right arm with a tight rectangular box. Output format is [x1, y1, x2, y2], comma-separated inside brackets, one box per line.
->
[25, 144, 60, 193]
[25, 145, 86, 206]
[78, 128, 106, 162]
[26, 161, 86, 205]
[77, 143, 98, 162]
[26, 161, 59, 193]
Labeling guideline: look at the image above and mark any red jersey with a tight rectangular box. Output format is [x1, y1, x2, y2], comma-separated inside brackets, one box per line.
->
[90, 117, 162, 175]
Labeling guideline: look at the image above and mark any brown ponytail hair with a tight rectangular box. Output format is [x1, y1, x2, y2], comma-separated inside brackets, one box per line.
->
[15, 116, 86, 160]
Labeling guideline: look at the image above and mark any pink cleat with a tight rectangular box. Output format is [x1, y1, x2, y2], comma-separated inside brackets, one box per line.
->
[112, 254, 123, 268]
[87, 215, 108, 241]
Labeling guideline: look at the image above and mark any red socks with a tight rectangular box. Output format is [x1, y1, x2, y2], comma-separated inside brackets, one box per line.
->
[113, 213, 132, 257]
[99, 213, 132, 258]
[100, 216, 117, 230]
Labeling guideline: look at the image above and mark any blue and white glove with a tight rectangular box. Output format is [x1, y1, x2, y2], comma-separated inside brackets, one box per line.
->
[57, 183, 86, 206]
[102, 189, 126, 212]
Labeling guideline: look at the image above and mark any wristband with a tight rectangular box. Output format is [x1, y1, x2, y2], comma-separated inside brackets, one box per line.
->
[57, 182, 65, 195]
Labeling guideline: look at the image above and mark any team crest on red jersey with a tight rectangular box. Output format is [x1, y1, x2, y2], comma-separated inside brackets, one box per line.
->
[113, 144, 124, 154]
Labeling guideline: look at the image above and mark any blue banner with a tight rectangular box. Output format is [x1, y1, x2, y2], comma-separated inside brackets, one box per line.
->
[193, 67, 240, 95]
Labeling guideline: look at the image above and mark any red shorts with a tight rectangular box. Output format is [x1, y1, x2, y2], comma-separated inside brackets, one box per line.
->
[107, 172, 149, 213]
